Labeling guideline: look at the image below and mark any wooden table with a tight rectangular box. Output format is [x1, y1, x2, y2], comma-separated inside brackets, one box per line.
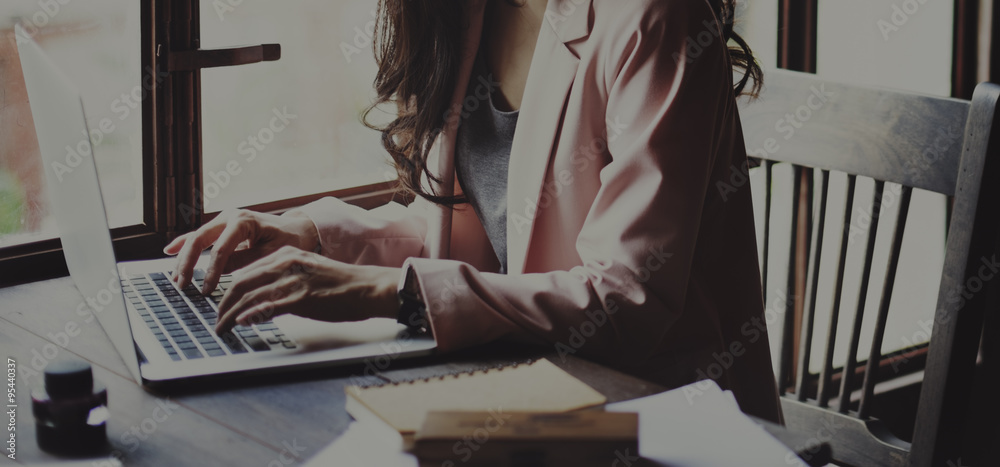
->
[0, 276, 829, 466]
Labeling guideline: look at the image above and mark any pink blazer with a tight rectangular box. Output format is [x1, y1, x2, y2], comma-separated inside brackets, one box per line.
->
[297, 0, 782, 422]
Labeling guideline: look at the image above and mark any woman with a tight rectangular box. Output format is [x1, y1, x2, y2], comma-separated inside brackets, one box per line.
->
[165, 0, 782, 422]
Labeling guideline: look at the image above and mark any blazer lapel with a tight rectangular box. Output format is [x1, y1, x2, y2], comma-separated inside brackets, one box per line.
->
[506, 0, 592, 274]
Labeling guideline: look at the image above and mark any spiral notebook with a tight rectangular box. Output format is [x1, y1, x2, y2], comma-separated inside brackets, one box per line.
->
[343, 359, 607, 445]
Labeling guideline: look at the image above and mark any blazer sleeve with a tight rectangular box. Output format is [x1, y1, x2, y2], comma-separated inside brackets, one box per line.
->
[291, 197, 429, 267]
[406, 0, 736, 363]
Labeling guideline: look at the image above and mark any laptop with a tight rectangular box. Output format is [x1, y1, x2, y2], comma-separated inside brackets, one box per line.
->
[15, 25, 436, 386]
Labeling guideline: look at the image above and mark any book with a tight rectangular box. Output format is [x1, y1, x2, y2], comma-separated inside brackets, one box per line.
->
[412, 411, 639, 466]
[343, 359, 608, 449]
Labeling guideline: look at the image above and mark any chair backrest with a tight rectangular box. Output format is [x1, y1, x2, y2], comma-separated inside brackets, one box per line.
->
[738, 69, 1000, 467]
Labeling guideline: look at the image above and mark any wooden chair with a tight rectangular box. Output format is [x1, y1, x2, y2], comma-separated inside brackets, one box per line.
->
[738, 69, 1000, 467]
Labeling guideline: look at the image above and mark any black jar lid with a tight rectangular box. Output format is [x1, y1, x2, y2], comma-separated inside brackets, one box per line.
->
[44, 360, 93, 398]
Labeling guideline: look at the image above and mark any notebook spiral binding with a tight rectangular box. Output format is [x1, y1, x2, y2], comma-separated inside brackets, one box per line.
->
[354, 358, 536, 389]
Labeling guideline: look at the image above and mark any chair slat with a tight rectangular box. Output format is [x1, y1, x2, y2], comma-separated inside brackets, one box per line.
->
[817, 175, 857, 408]
[837, 181, 887, 413]
[762, 161, 774, 293]
[778, 165, 802, 395]
[796, 170, 830, 401]
[858, 186, 913, 418]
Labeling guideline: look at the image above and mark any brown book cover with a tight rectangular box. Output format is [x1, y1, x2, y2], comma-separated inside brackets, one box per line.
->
[413, 411, 639, 466]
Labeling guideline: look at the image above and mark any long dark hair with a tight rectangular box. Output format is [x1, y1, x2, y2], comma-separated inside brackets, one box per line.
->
[364, 0, 762, 206]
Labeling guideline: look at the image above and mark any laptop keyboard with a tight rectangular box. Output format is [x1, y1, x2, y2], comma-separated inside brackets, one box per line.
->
[121, 270, 297, 361]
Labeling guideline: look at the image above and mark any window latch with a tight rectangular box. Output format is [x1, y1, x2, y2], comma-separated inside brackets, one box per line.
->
[167, 44, 281, 72]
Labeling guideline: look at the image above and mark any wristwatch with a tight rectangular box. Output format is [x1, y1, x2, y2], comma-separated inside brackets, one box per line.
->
[397, 265, 429, 333]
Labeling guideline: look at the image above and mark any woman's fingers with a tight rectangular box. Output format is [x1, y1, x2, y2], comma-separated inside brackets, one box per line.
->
[202, 218, 254, 294]
[215, 252, 293, 326]
[216, 272, 302, 333]
[235, 295, 299, 329]
[162, 232, 191, 255]
[222, 248, 271, 274]
[172, 216, 230, 288]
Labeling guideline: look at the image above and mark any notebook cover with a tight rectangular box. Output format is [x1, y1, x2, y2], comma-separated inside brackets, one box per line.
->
[343, 359, 607, 436]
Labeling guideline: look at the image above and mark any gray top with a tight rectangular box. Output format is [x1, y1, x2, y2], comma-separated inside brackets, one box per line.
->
[454, 54, 518, 274]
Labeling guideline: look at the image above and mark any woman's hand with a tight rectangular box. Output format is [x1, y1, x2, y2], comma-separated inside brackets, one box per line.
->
[214, 246, 400, 334]
[163, 209, 321, 293]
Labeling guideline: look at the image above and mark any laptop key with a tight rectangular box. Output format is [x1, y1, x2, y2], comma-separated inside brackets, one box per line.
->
[219, 332, 248, 354]
[206, 348, 226, 357]
[243, 335, 270, 352]
[182, 348, 203, 359]
[196, 334, 216, 343]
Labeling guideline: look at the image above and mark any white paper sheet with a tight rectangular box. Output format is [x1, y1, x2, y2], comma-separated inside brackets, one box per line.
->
[605, 380, 808, 467]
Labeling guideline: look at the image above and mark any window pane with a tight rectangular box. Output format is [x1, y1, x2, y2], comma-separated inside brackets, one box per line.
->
[817, 0, 954, 95]
[199, 0, 391, 212]
[0, 1, 143, 248]
[735, 0, 779, 69]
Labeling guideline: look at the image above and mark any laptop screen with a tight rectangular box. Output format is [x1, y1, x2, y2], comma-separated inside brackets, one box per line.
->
[16, 25, 142, 383]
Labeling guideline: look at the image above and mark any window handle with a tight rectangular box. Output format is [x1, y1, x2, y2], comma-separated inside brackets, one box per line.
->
[168, 44, 281, 72]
